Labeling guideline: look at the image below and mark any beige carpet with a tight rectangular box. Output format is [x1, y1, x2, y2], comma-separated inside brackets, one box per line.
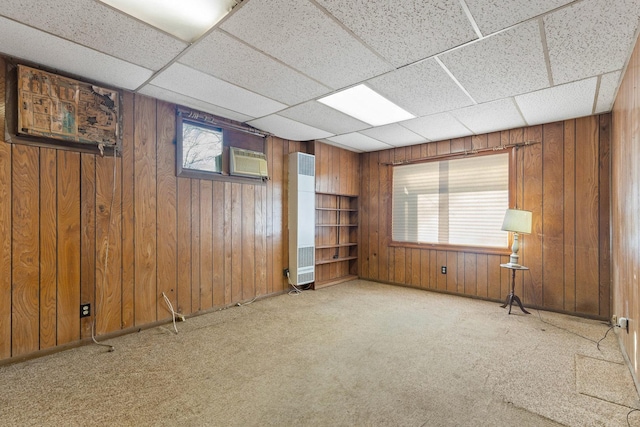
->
[0, 280, 638, 426]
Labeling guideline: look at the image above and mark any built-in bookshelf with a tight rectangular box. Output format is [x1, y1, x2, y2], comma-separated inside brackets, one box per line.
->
[315, 192, 358, 289]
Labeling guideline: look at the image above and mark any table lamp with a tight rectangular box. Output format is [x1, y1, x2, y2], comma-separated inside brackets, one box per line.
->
[501, 208, 532, 267]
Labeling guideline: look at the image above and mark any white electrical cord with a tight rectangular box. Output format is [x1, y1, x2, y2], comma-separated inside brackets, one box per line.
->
[162, 292, 185, 334]
[91, 319, 114, 352]
[287, 271, 305, 295]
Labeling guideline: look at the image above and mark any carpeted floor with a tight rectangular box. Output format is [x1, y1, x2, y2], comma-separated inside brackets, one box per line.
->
[0, 280, 638, 426]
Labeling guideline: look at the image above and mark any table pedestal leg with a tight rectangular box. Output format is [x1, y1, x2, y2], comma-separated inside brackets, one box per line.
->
[500, 269, 530, 314]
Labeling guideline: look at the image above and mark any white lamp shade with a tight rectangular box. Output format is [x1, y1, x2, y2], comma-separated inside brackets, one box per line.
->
[501, 209, 532, 234]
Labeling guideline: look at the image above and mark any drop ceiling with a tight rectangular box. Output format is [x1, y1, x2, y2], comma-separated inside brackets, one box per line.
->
[1, 0, 639, 152]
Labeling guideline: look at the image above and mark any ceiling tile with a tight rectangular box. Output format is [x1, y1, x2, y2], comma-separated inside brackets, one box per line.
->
[137, 84, 254, 123]
[149, 63, 286, 118]
[367, 58, 474, 117]
[247, 115, 333, 141]
[0, 0, 187, 71]
[450, 98, 525, 134]
[360, 124, 426, 146]
[326, 133, 394, 152]
[0, 17, 152, 90]
[219, 0, 393, 89]
[515, 77, 598, 125]
[180, 30, 331, 105]
[315, 0, 477, 67]
[440, 20, 549, 103]
[278, 102, 370, 135]
[401, 113, 473, 142]
[544, 0, 640, 85]
[595, 71, 622, 114]
[464, 0, 572, 35]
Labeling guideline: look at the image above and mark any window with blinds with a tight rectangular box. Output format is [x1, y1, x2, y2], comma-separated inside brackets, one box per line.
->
[392, 153, 510, 248]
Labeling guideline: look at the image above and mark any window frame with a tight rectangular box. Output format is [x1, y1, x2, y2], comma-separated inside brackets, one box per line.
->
[175, 107, 267, 184]
[389, 148, 515, 255]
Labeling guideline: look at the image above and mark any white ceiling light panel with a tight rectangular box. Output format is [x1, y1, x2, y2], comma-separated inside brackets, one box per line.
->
[515, 77, 598, 125]
[247, 115, 333, 141]
[148, 63, 286, 118]
[0, 16, 152, 90]
[98, 0, 236, 42]
[318, 85, 415, 127]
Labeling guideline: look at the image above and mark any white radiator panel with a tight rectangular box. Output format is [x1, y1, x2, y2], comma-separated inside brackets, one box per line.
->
[288, 152, 315, 286]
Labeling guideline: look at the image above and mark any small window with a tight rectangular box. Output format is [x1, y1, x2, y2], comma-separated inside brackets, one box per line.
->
[180, 120, 223, 173]
[392, 152, 510, 248]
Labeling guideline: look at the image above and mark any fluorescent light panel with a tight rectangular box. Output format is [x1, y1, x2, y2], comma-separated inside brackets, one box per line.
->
[99, 0, 236, 42]
[318, 84, 415, 126]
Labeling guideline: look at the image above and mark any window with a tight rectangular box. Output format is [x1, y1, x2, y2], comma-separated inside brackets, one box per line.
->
[180, 119, 223, 173]
[175, 107, 267, 181]
[392, 152, 510, 248]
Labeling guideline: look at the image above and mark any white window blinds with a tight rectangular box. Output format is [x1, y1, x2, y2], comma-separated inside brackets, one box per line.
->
[392, 153, 509, 248]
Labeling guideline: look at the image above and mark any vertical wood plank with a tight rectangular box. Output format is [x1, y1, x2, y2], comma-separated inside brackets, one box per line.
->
[79, 153, 95, 339]
[231, 183, 243, 303]
[156, 101, 177, 320]
[0, 59, 10, 359]
[378, 150, 391, 282]
[522, 126, 543, 307]
[563, 120, 576, 311]
[437, 251, 447, 291]
[191, 181, 201, 312]
[255, 185, 267, 298]
[223, 182, 232, 304]
[242, 184, 256, 300]
[212, 181, 225, 307]
[57, 150, 81, 345]
[39, 148, 57, 349]
[120, 91, 135, 329]
[598, 114, 611, 317]
[457, 252, 465, 294]
[575, 116, 600, 315]
[176, 178, 192, 314]
[271, 139, 284, 292]
[420, 250, 430, 289]
[12, 144, 39, 356]
[95, 152, 122, 334]
[542, 122, 565, 310]
[200, 180, 213, 311]
[360, 152, 370, 278]
[265, 138, 274, 294]
[134, 95, 157, 325]
[464, 254, 477, 295]
[368, 151, 379, 280]
[487, 255, 502, 300]
[446, 251, 458, 293]
[429, 250, 437, 289]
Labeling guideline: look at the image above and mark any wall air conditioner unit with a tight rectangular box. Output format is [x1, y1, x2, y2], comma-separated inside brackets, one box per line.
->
[230, 147, 268, 179]
[288, 152, 315, 286]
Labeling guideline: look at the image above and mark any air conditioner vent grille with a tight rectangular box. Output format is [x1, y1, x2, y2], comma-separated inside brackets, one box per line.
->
[298, 246, 314, 268]
[299, 154, 315, 176]
[297, 272, 314, 285]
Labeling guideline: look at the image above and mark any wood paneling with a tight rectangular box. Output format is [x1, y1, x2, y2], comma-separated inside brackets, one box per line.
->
[360, 118, 611, 317]
[611, 33, 640, 381]
[0, 81, 301, 362]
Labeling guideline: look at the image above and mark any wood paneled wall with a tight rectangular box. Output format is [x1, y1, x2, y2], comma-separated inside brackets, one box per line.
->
[312, 141, 360, 196]
[359, 116, 611, 318]
[611, 35, 640, 380]
[0, 58, 309, 362]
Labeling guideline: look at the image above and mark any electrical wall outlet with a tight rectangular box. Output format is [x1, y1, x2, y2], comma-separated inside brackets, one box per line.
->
[80, 303, 91, 318]
[283, 268, 289, 277]
[441, 266, 447, 274]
